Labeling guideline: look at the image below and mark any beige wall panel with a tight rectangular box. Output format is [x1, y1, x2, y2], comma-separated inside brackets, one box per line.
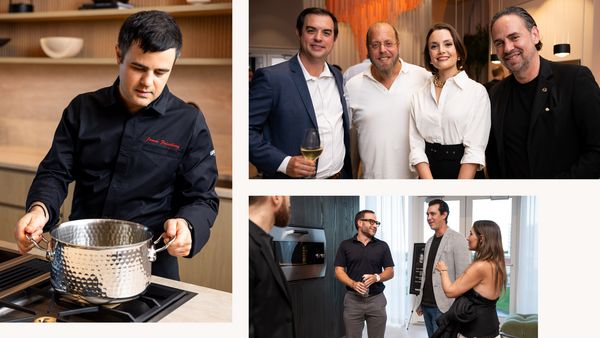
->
[249, 0, 303, 49]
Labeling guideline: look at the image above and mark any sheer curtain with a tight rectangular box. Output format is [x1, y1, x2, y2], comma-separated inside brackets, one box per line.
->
[362, 196, 411, 328]
[515, 196, 538, 313]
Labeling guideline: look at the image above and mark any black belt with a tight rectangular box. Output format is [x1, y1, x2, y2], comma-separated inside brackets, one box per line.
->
[425, 142, 465, 161]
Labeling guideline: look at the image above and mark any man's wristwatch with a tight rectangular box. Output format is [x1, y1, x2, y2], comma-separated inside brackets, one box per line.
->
[375, 274, 381, 282]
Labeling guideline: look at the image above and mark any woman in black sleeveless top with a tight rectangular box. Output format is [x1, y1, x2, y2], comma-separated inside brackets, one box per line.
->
[432, 220, 507, 338]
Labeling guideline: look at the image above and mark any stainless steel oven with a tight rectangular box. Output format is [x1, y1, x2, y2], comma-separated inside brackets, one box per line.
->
[270, 226, 326, 281]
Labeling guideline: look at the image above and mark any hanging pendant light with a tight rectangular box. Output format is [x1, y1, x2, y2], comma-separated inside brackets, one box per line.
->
[490, 54, 501, 64]
[553, 43, 570, 58]
[553, 0, 570, 58]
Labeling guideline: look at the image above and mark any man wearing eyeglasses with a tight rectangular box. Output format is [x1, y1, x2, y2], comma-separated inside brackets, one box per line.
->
[334, 209, 394, 338]
[415, 199, 470, 337]
[345, 22, 429, 178]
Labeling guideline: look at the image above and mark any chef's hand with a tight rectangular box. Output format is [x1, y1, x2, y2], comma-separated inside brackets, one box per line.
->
[435, 261, 448, 273]
[163, 218, 192, 257]
[15, 204, 48, 254]
[286, 156, 316, 178]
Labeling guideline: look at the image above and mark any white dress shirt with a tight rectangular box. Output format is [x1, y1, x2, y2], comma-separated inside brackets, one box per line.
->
[409, 71, 491, 171]
[345, 60, 430, 179]
[277, 55, 345, 178]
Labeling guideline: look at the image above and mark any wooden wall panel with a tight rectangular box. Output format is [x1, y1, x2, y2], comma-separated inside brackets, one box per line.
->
[288, 196, 359, 338]
[0, 64, 231, 176]
[178, 195, 231, 292]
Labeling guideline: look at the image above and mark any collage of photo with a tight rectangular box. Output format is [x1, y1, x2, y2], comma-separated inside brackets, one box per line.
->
[0, 0, 598, 337]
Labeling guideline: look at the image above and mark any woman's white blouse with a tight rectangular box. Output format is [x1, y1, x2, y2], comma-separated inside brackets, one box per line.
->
[409, 71, 491, 171]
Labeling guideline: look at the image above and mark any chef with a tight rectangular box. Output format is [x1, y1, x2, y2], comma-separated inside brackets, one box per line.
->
[13, 10, 219, 280]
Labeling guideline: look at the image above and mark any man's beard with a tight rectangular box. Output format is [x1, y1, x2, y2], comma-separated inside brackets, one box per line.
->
[361, 225, 375, 238]
[372, 54, 399, 76]
[273, 204, 290, 228]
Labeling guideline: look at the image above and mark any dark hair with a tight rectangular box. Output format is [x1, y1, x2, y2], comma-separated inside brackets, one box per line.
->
[296, 7, 339, 40]
[423, 23, 466, 74]
[472, 220, 507, 291]
[249, 196, 267, 206]
[366, 22, 399, 49]
[118, 10, 182, 63]
[491, 6, 542, 51]
[354, 209, 375, 230]
[428, 199, 449, 223]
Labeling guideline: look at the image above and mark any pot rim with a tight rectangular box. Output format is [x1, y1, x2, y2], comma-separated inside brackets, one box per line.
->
[49, 218, 154, 250]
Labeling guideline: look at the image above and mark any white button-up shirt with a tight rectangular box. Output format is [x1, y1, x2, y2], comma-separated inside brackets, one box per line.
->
[277, 55, 345, 178]
[409, 71, 491, 171]
[345, 60, 430, 179]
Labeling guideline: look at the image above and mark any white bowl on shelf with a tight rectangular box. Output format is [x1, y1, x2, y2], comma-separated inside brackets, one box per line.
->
[40, 37, 84, 59]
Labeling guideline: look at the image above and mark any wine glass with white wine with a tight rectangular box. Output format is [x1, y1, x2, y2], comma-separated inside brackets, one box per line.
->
[300, 128, 322, 178]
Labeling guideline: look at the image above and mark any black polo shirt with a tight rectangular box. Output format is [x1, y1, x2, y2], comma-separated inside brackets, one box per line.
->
[334, 234, 395, 295]
[26, 78, 220, 280]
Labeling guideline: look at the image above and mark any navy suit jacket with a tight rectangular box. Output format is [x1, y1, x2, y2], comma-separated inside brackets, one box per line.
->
[486, 57, 600, 178]
[249, 55, 352, 179]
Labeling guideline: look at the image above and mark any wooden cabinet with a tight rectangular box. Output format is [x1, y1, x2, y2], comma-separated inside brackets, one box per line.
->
[0, 0, 232, 178]
[0, 167, 74, 243]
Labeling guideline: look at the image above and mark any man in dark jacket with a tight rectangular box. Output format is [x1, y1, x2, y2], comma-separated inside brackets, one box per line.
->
[14, 11, 219, 280]
[487, 6, 600, 178]
[249, 196, 295, 338]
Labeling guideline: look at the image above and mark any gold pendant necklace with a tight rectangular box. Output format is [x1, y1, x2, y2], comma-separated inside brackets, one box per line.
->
[433, 74, 445, 88]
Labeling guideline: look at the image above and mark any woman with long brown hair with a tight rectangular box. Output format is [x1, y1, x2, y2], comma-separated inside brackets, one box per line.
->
[433, 220, 506, 338]
[409, 23, 490, 179]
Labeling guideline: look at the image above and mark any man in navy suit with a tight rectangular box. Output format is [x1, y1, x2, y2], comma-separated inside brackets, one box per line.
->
[249, 7, 351, 179]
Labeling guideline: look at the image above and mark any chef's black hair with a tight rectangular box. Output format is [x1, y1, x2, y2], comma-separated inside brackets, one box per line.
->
[118, 10, 182, 62]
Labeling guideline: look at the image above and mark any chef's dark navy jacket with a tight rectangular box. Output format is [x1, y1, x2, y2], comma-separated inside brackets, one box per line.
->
[26, 78, 220, 280]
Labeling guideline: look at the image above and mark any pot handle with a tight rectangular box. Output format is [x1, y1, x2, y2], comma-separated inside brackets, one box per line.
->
[148, 234, 176, 262]
[26, 234, 54, 261]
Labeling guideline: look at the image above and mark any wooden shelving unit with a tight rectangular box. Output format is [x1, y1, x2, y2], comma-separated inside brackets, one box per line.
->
[0, 3, 232, 22]
[0, 0, 232, 178]
[0, 57, 232, 65]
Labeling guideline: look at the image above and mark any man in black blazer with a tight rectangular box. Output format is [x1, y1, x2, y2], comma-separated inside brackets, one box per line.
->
[249, 7, 351, 179]
[249, 196, 295, 338]
[487, 6, 600, 178]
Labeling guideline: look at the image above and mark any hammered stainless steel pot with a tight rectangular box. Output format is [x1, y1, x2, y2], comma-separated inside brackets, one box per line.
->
[28, 219, 173, 304]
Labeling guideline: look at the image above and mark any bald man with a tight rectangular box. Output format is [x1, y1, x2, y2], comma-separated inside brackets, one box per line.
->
[345, 22, 430, 179]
